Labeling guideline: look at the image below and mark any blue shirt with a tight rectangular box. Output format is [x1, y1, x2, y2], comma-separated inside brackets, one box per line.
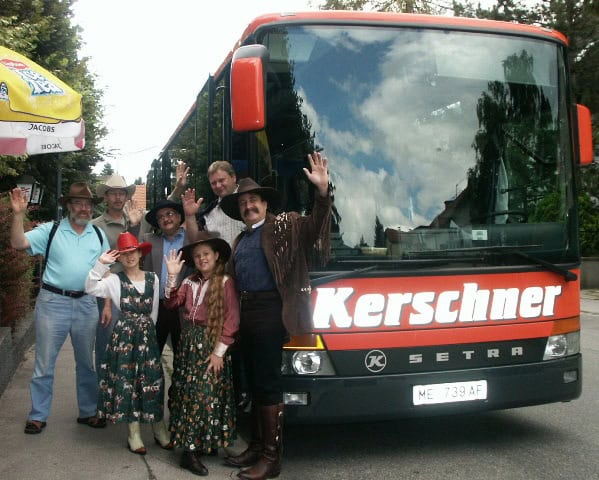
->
[234, 224, 276, 292]
[160, 228, 185, 298]
[26, 219, 108, 291]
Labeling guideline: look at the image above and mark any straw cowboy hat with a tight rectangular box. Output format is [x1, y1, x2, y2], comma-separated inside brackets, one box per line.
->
[59, 182, 102, 206]
[220, 177, 281, 221]
[145, 199, 185, 228]
[96, 174, 136, 199]
[116, 232, 152, 256]
[179, 231, 231, 265]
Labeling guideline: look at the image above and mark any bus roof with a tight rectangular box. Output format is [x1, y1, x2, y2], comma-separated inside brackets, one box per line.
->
[222, 11, 567, 77]
[158, 11, 567, 161]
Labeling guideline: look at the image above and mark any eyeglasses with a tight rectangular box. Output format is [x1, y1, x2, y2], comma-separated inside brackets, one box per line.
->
[70, 200, 93, 209]
[156, 210, 178, 221]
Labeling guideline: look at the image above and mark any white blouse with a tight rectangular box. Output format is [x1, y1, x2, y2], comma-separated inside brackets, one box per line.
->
[85, 261, 159, 324]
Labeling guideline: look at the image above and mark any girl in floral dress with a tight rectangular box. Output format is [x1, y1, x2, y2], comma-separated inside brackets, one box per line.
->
[85, 232, 172, 455]
[164, 231, 239, 476]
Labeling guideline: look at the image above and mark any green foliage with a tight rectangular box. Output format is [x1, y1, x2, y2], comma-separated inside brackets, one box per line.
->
[320, 0, 438, 13]
[578, 192, 599, 256]
[100, 163, 115, 176]
[0, 196, 34, 330]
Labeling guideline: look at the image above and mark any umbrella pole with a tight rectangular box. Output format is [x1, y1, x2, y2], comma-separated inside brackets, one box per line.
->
[56, 158, 62, 221]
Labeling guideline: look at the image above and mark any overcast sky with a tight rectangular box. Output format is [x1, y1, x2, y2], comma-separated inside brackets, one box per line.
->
[72, 0, 315, 184]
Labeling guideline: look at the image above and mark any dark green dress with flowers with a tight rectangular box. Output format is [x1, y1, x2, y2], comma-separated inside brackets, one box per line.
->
[97, 271, 164, 423]
[168, 322, 236, 453]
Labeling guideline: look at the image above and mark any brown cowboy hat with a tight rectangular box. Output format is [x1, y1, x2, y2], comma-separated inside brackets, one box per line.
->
[179, 231, 231, 265]
[116, 232, 152, 257]
[96, 174, 136, 199]
[220, 177, 280, 221]
[145, 199, 185, 228]
[59, 182, 102, 206]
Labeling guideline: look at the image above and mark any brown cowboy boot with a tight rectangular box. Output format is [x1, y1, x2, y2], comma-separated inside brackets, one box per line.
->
[225, 403, 263, 468]
[237, 403, 284, 480]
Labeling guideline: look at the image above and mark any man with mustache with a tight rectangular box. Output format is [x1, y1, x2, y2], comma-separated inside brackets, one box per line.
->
[219, 151, 332, 480]
[9, 182, 109, 434]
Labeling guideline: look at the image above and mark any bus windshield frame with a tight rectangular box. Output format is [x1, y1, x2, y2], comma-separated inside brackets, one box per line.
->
[239, 24, 577, 270]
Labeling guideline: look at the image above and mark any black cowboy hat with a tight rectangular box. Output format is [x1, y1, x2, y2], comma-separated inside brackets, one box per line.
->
[220, 177, 280, 221]
[145, 199, 185, 228]
[59, 182, 102, 206]
[179, 231, 231, 265]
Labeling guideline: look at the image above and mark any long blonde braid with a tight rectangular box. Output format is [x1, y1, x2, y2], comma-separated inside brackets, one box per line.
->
[205, 259, 226, 349]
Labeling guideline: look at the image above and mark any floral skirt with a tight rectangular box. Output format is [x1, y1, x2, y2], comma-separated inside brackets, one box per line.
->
[169, 322, 237, 453]
[97, 314, 164, 423]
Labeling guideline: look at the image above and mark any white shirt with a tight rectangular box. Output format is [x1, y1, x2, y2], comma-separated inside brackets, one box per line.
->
[204, 202, 245, 246]
[85, 262, 159, 324]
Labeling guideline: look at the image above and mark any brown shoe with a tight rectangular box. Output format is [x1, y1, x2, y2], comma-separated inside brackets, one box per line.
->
[77, 416, 106, 428]
[181, 451, 208, 476]
[24, 420, 46, 434]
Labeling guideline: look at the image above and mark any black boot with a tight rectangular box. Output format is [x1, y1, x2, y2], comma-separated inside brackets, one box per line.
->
[237, 403, 283, 480]
[181, 450, 208, 476]
[225, 404, 262, 468]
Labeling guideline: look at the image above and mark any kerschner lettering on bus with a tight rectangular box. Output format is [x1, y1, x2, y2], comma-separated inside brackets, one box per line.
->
[313, 283, 563, 329]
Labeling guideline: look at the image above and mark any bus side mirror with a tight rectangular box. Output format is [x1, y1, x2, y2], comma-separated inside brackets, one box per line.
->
[576, 104, 593, 165]
[230, 44, 269, 132]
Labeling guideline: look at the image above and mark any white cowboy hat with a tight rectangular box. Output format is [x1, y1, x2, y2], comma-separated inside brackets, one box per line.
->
[96, 174, 136, 199]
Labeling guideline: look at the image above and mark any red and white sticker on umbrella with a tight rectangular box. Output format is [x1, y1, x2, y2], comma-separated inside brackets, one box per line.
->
[0, 117, 85, 155]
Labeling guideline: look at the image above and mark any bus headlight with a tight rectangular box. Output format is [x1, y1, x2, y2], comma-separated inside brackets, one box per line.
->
[543, 331, 580, 360]
[281, 350, 335, 375]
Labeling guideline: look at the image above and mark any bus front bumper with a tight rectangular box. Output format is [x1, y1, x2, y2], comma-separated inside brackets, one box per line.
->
[281, 355, 582, 423]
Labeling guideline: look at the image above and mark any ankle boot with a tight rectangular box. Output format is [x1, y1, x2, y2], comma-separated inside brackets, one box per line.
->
[181, 450, 209, 476]
[152, 420, 173, 450]
[237, 403, 284, 480]
[127, 422, 147, 455]
[225, 404, 262, 467]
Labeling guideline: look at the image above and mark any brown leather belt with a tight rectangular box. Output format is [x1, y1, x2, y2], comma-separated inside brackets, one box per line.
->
[239, 290, 280, 301]
[42, 282, 86, 298]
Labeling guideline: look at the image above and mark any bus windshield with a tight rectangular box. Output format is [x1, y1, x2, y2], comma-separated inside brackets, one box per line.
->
[252, 24, 576, 268]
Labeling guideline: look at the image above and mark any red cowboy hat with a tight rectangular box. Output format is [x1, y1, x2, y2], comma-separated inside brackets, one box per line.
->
[116, 232, 152, 256]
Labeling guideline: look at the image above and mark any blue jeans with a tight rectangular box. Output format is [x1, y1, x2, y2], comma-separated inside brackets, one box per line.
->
[28, 289, 99, 422]
[95, 297, 119, 377]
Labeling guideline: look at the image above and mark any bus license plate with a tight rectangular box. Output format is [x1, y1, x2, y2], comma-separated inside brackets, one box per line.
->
[413, 380, 487, 405]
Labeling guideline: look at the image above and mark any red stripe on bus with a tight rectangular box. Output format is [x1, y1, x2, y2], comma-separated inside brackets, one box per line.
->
[320, 318, 580, 350]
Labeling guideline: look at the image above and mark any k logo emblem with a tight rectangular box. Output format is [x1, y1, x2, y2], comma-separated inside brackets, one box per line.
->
[365, 349, 387, 373]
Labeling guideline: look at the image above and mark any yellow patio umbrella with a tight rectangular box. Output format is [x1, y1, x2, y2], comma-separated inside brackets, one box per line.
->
[0, 45, 85, 156]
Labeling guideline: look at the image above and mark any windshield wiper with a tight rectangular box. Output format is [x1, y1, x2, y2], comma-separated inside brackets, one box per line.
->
[310, 266, 377, 287]
[510, 250, 577, 282]
[440, 245, 577, 282]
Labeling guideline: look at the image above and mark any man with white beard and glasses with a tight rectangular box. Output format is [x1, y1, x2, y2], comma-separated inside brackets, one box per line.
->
[9, 182, 109, 434]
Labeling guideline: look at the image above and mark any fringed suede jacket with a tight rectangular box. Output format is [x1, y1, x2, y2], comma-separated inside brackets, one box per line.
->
[230, 193, 332, 336]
